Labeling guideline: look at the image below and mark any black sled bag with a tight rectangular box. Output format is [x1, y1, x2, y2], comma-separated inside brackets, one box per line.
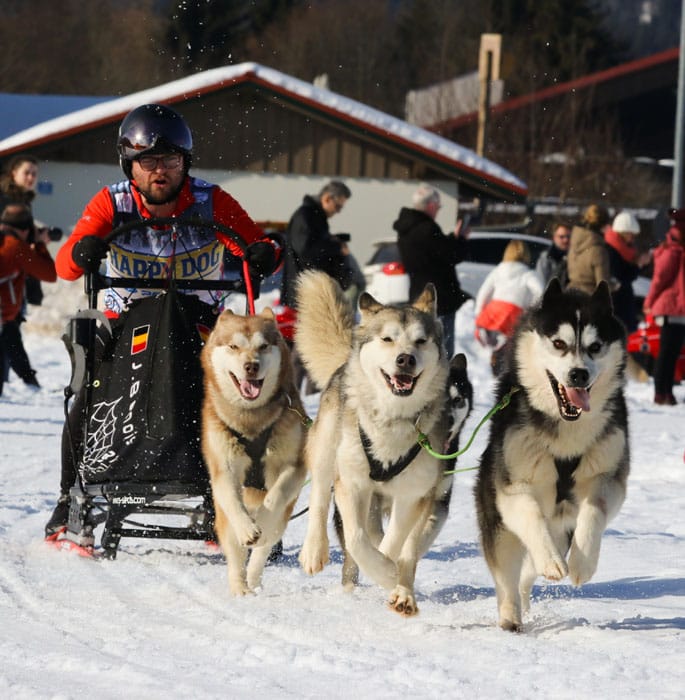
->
[80, 289, 217, 486]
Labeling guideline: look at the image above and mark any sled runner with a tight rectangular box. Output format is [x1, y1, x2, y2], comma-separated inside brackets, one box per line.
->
[54, 217, 263, 559]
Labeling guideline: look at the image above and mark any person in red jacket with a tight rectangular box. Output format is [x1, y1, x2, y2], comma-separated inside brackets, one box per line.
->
[55, 103, 280, 315]
[0, 204, 56, 396]
[643, 208, 685, 405]
[45, 103, 281, 536]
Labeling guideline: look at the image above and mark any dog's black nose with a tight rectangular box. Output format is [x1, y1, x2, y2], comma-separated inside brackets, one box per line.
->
[244, 361, 259, 377]
[396, 353, 416, 369]
[568, 367, 590, 386]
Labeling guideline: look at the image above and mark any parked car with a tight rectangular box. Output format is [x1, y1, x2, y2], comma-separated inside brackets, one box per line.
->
[364, 232, 554, 303]
[627, 314, 685, 383]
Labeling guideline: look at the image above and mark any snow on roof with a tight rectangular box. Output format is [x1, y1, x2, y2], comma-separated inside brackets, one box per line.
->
[0, 62, 526, 196]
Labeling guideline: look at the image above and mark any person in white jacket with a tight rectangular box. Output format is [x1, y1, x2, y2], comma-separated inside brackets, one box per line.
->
[475, 239, 543, 374]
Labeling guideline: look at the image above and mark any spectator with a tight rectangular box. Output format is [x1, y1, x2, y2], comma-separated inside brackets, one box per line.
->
[605, 211, 652, 334]
[474, 239, 543, 374]
[0, 153, 51, 305]
[0, 154, 50, 386]
[279, 180, 351, 308]
[643, 208, 685, 405]
[0, 204, 57, 395]
[536, 222, 571, 287]
[0, 154, 38, 211]
[567, 203, 613, 295]
[44, 103, 281, 537]
[393, 183, 469, 358]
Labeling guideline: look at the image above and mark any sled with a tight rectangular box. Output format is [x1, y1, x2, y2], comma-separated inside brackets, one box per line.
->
[54, 216, 263, 559]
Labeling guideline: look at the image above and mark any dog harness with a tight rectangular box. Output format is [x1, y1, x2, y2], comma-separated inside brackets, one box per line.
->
[226, 392, 290, 491]
[359, 426, 422, 482]
[229, 425, 276, 491]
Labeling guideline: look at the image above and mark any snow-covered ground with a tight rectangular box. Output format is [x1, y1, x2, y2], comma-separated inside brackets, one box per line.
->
[1, 280, 683, 699]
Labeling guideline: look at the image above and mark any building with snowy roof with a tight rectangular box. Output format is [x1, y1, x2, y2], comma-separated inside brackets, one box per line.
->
[0, 62, 527, 264]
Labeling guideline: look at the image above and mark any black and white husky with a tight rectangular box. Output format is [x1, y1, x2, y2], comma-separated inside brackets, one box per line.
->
[475, 279, 630, 631]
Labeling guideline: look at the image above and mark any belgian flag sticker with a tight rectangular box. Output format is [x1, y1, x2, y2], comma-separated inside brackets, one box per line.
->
[131, 324, 150, 355]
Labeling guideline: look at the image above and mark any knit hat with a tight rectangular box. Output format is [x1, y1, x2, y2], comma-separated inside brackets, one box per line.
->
[612, 211, 640, 235]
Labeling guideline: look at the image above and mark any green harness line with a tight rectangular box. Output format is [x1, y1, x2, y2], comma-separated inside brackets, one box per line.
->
[415, 386, 520, 475]
[286, 386, 520, 479]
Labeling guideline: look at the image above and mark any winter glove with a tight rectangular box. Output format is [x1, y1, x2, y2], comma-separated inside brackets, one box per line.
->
[245, 240, 277, 278]
[72, 235, 110, 273]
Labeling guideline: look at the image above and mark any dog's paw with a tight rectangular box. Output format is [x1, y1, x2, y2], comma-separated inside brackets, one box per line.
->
[567, 542, 598, 586]
[229, 578, 254, 597]
[234, 516, 262, 547]
[299, 536, 330, 575]
[499, 617, 523, 633]
[540, 554, 568, 581]
[387, 586, 419, 617]
[497, 600, 522, 632]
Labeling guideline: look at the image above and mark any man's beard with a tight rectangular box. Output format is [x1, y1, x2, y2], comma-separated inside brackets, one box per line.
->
[135, 178, 185, 206]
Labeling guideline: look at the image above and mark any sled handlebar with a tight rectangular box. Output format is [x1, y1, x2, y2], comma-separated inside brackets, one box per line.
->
[103, 215, 248, 257]
[86, 216, 258, 312]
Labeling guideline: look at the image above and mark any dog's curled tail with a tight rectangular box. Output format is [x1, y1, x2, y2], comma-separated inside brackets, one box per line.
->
[295, 270, 354, 389]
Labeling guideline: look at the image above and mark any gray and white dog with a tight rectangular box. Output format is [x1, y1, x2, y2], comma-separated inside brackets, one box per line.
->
[295, 270, 452, 616]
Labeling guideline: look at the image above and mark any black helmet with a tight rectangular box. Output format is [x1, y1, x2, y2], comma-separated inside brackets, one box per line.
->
[117, 104, 193, 178]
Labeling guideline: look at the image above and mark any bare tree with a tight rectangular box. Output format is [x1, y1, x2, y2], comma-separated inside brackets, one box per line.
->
[0, 0, 168, 95]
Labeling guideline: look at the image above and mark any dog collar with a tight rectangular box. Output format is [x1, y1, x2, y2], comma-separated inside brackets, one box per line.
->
[359, 425, 422, 482]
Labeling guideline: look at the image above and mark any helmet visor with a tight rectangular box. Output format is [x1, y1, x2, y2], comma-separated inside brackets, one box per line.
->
[117, 105, 193, 160]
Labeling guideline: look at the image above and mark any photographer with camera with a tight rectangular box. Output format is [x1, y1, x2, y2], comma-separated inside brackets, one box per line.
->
[0, 154, 63, 310]
[0, 204, 57, 395]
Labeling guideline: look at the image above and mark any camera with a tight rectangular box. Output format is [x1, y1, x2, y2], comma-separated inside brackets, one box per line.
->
[28, 226, 63, 243]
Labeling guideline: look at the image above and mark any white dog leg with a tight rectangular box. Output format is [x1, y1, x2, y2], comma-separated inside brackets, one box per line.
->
[490, 529, 527, 631]
[497, 490, 568, 581]
[299, 412, 338, 575]
[384, 498, 432, 616]
[336, 482, 398, 590]
[246, 544, 271, 591]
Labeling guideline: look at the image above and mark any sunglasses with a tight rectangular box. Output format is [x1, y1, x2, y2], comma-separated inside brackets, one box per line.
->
[136, 154, 183, 171]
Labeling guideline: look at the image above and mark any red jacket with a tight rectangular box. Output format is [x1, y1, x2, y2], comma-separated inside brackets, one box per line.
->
[56, 178, 268, 281]
[0, 235, 56, 322]
[643, 227, 685, 317]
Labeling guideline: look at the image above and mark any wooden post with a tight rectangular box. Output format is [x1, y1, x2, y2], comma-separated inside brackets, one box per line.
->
[477, 34, 501, 157]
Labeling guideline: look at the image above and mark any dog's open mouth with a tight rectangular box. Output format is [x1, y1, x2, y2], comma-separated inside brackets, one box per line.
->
[230, 373, 263, 401]
[546, 371, 590, 421]
[381, 369, 419, 396]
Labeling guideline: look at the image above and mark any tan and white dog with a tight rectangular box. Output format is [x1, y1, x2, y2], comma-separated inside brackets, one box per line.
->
[201, 308, 306, 595]
[295, 271, 451, 616]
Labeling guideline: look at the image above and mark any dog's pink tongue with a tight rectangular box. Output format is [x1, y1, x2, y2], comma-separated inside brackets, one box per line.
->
[566, 386, 590, 412]
[240, 380, 261, 399]
[393, 374, 414, 391]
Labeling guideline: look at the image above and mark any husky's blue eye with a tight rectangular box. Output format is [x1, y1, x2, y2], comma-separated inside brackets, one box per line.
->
[588, 342, 602, 354]
[553, 339, 567, 351]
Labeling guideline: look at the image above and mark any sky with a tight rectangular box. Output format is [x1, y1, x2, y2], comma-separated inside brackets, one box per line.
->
[0, 278, 683, 699]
